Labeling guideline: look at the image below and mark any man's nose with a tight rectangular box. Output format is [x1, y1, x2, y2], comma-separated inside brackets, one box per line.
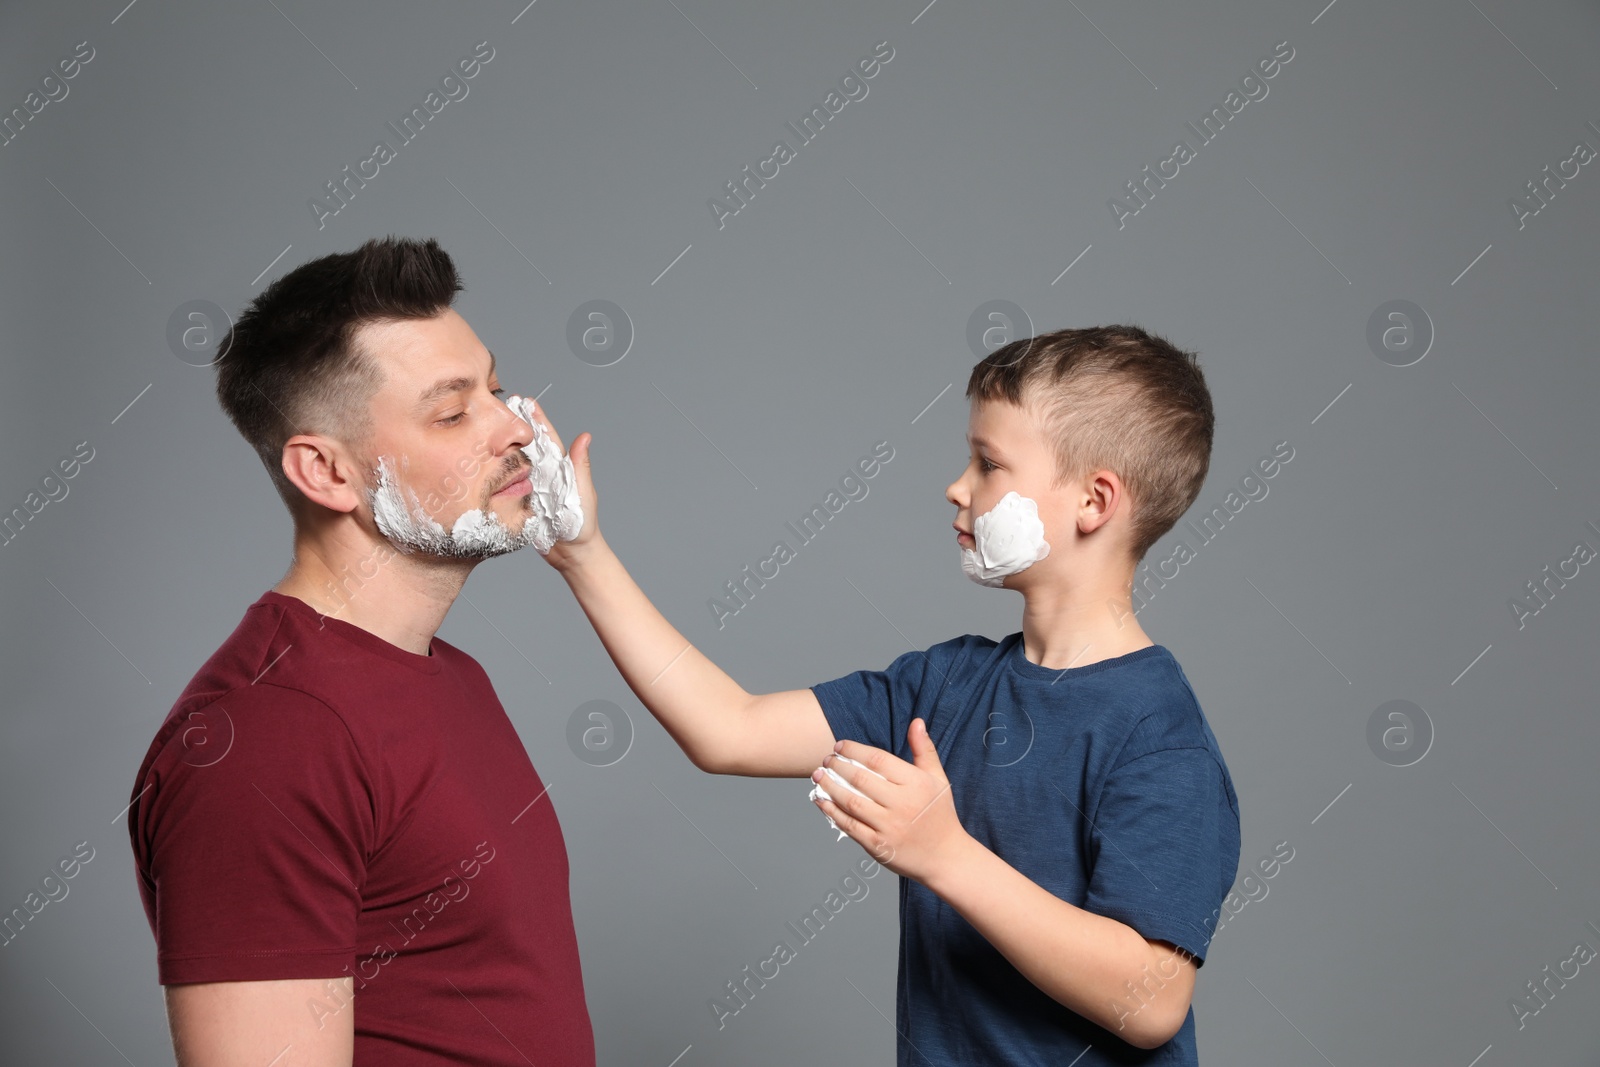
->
[501, 394, 535, 449]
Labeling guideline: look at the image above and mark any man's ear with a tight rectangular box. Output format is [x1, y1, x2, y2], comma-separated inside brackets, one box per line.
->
[281, 434, 363, 515]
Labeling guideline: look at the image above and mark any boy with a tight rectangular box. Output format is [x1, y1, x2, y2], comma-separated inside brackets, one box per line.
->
[538, 324, 1240, 1063]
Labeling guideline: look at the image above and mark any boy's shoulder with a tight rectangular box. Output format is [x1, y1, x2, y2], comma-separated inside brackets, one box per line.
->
[895, 634, 1223, 750]
[975, 636, 1225, 772]
[920, 631, 1003, 656]
[882, 631, 1005, 681]
[903, 632, 1191, 700]
[1107, 647, 1235, 792]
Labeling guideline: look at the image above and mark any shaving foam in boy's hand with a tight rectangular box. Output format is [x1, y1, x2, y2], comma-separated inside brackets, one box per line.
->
[808, 755, 886, 840]
[809, 719, 971, 883]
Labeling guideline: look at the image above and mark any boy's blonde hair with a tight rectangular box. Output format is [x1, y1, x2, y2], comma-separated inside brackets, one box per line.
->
[966, 324, 1214, 564]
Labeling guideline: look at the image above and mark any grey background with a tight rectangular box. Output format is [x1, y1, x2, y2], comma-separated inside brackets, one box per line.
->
[2, 0, 1598, 1063]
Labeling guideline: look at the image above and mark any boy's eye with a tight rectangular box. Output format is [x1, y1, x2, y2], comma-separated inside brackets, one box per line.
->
[491, 388, 507, 399]
[979, 458, 997, 472]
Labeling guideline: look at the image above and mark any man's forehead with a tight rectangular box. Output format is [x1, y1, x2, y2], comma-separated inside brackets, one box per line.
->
[353, 315, 486, 369]
[356, 311, 488, 370]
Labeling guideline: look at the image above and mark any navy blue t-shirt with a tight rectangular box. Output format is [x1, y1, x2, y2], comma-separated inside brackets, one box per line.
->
[811, 633, 1240, 1066]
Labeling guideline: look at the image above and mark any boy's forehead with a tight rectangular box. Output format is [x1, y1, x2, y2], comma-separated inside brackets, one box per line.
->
[968, 396, 1048, 451]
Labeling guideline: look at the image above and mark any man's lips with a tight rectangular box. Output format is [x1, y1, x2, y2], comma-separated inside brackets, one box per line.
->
[492, 467, 533, 497]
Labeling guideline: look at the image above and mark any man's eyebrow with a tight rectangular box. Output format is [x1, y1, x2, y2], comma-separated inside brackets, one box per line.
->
[413, 350, 499, 412]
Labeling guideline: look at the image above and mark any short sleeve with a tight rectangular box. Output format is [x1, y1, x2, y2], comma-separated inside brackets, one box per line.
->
[1082, 746, 1238, 967]
[810, 636, 972, 753]
[131, 684, 375, 984]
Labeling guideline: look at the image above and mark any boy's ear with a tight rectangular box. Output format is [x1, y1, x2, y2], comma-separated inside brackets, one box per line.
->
[1077, 468, 1138, 538]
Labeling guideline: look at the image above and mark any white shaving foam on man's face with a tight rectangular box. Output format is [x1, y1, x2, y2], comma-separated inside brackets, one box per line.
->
[506, 394, 584, 554]
[369, 455, 455, 554]
[960, 490, 1051, 587]
[365, 393, 584, 559]
[808, 755, 886, 841]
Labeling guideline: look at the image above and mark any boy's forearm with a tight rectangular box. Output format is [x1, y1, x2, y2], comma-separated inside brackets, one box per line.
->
[552, 536, 751, 771]
[927, 835, 1191, 1048]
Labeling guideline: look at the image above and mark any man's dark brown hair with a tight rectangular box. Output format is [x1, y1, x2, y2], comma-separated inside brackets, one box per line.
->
[214, 235, 464, 513]
[967, 324, 1215, 564]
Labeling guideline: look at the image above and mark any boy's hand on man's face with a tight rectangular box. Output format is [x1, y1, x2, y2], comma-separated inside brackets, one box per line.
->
[522, 400, 604, 570]
[812, 719, 972, 885]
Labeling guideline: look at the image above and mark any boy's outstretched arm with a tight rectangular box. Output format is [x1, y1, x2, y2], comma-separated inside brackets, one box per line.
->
[536, 416, 834, 778]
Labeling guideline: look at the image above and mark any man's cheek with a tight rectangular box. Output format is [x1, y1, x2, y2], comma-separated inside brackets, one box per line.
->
[457, 439, 497, 496]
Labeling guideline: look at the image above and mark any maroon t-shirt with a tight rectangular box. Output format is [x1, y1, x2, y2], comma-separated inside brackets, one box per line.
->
[127, 590, 595, 1066]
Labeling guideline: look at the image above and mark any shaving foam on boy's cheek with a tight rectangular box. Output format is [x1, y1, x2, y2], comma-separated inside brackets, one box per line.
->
[960, 490, 1051, 587]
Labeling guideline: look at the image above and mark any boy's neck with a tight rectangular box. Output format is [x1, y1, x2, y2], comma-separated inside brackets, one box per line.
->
[1017, 579, 1153, 671]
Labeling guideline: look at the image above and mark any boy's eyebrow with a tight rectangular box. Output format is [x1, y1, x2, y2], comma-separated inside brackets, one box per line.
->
[966, 433, 1004, 455]
[413, 349, 499, 412]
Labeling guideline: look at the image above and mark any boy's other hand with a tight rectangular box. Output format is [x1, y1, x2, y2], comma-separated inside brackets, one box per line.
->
[522, 400, 604, 571]
[811, 719, 973, 885]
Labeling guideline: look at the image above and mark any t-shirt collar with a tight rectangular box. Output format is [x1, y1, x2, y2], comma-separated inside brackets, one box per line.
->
[1003, 633, 1166, 683]
[259, 590, 444, 675]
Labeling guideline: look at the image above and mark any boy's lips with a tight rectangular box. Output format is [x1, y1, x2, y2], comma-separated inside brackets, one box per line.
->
[954, 522, 973, 545]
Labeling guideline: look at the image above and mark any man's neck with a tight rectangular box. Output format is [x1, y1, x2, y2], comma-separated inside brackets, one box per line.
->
[274, 535, 474, 656]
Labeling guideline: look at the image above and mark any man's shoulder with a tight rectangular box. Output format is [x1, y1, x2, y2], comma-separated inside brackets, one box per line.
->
[143, 679, 356, 780]
[173, 591, 487, 719]
[148, 590, 416, 764]
[175, 593, 298, 703]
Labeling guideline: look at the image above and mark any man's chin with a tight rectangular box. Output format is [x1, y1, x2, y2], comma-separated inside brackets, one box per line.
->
[375, 504, 537, 561]
[444, 504, 538, 559]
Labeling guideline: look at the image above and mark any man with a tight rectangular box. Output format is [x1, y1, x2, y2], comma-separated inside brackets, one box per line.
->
[126, 236, 595, 1066]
